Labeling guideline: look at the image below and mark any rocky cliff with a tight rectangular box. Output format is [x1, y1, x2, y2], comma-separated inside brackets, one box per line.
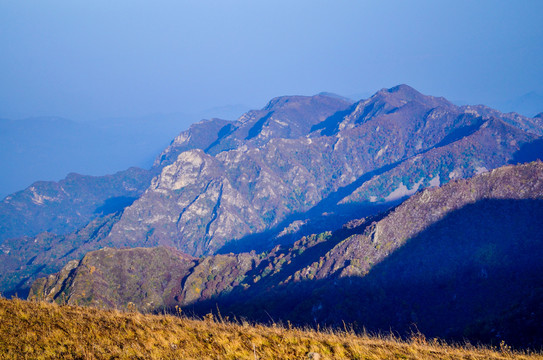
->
[105, 85, 543, 256]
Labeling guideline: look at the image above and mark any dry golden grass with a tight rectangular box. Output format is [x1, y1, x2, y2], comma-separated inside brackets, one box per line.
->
[0, 298, 540, 360]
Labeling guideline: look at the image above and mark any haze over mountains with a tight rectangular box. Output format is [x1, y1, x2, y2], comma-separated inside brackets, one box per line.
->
[492, 91, 543, 118]
[0, 106, 252, 200]
[4, 89, 541, 202]
[1, 84, 543, 347]
[3, 89, 541, 201]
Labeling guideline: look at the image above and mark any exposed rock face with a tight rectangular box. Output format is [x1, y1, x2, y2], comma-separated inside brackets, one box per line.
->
[108, 150, 268, 255]
[106, 86, 542, 256]
[0, 167, 155, 243]
[32, 162, 543, 348]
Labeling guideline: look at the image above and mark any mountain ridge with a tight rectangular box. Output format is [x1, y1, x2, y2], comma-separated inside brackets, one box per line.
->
[104, 85, 541, 256]
[2, 84, 543, 299]
[30, 161, 543, 347]
[0, 166, 155, 243]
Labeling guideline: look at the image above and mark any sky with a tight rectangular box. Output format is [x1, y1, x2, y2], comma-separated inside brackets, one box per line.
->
[1, 0, 542, 122]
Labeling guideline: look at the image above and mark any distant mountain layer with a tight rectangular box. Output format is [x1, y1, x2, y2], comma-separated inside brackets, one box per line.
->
[0, 113, 197, 199]
[0, 106, 255, 200]
[30, 161, 543, 348]
[0, 167, 155, 243]
[501, 91, 543, 118]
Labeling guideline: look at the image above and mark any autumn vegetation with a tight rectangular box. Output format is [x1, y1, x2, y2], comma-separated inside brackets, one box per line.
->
[1, 298, 541, 359]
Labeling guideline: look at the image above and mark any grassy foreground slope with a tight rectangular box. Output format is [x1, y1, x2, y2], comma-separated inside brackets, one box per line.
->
[0, 299, 540, 360]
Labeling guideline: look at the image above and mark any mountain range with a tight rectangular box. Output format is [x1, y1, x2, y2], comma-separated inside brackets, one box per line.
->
[89, 85, 543, 258]
[2, 84, 543, 347]
[30, 161, 543, 348]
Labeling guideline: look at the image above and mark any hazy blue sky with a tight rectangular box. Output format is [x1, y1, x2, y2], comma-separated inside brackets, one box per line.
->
[1, 0, 542, 121]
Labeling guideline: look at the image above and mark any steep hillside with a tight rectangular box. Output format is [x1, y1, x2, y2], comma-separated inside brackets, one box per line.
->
[3, 299, 537, 360]
[31, 162, 543, 348]
[105, 85, 542, 256]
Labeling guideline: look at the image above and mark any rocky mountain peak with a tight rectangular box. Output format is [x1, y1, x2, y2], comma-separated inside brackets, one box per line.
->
[313, 85, 457, 136]
[156, 93, 352, 164]
[372, 84, 453, 109]
[153, 118, 234, 167]
[263, 95, 307, 111]
[263, 94, 352, 112]
[103, 84, 541, 257]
